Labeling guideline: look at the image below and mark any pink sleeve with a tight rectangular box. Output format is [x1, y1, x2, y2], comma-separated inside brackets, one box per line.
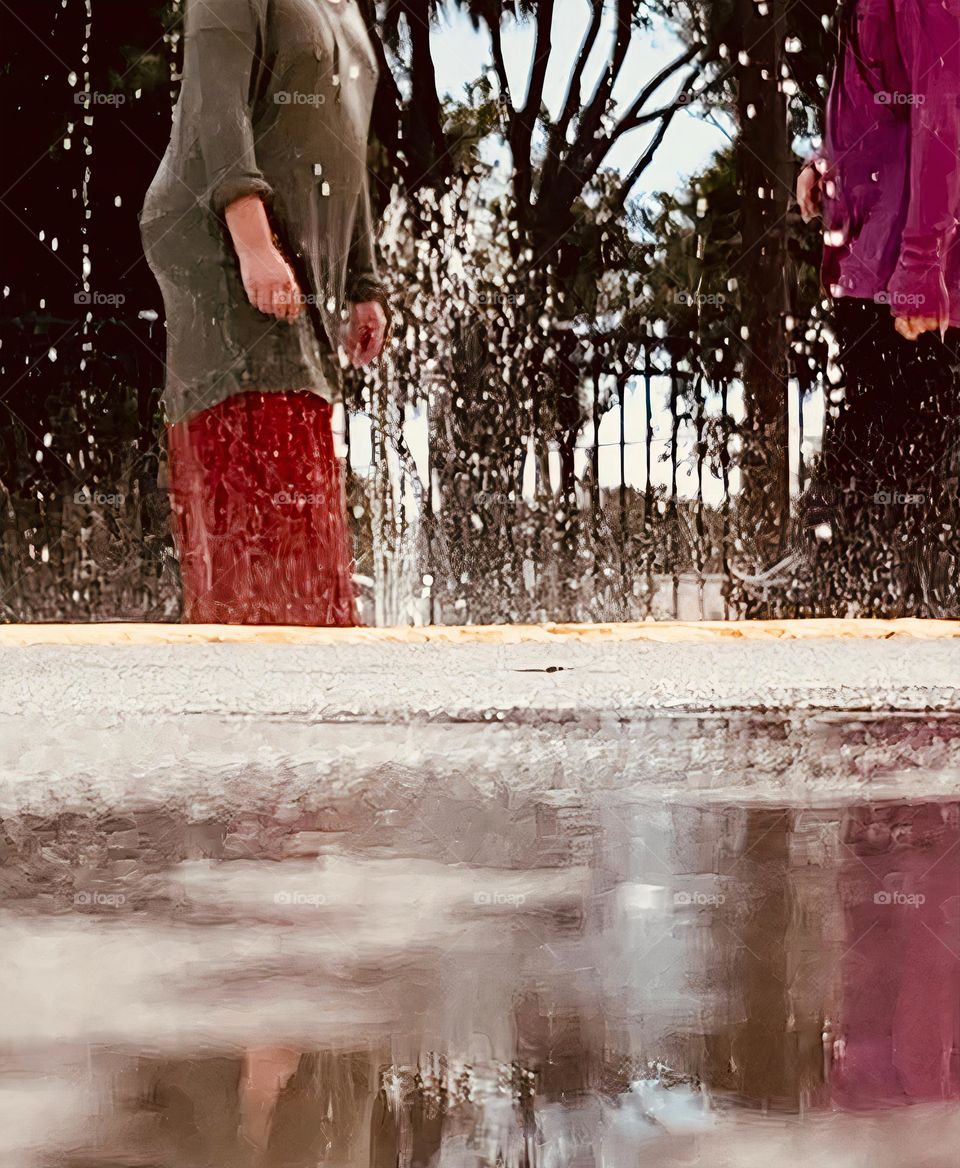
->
[885, 0, 960, 318]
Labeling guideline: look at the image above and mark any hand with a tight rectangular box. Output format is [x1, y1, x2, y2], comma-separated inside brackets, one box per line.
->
[796, 162, 821, 223]
[894, 315, 943, 341]
[345, 299, 388, 366]
[237, 244, 303, 321]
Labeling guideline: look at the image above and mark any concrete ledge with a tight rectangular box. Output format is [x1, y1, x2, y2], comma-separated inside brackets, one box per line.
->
[1, 617, 960, 644]
[4, 631, 960, 719]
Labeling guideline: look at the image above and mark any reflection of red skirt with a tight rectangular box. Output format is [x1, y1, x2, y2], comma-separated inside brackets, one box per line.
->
[166, 391, 356, 625]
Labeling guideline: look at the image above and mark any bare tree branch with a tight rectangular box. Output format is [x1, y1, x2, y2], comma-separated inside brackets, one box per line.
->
[572, 0, 634, 160]
[486, 6, 513, 111]
[540, 0, 604, 193]
[614, 82, 694, 208]
[509, 0, 555, 217]
[403, 0, 450, 189]
[536, 0, 634, 221]
[612, 42, 700, 136]
[584, 52, 731, 211]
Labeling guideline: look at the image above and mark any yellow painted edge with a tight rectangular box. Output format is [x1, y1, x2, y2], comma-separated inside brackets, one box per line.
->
[0, 619, 959, 646]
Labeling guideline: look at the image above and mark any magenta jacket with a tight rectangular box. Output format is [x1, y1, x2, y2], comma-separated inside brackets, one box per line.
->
[821, 0, 960, 323]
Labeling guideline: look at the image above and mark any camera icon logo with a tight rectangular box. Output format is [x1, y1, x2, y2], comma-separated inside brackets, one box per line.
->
[473, 891, 492, 905]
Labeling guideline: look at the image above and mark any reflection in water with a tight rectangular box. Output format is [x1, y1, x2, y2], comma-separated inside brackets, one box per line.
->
[0, 785, 957, 1166]
[835, 803, 960, 1108]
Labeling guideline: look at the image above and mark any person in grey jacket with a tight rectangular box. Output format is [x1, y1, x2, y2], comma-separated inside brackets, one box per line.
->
[141, 0, 388, 625]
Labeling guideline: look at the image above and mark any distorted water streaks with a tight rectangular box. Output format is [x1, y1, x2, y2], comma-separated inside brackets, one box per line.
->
[0, 789, 956, 1166]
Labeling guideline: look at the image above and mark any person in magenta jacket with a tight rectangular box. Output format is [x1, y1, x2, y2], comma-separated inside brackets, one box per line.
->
[795, 0, 960, 612]
[799, 0, 960, 337]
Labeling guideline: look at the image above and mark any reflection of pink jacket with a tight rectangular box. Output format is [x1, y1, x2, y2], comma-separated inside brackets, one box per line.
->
[821, 0, 960, 323]
[833, 806, 960, 1107]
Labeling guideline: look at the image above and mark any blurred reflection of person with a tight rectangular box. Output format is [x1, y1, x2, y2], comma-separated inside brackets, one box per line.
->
[238, 1046, 303, 1154]
[796, 0, 960, 606]
[140, 0, 388, 625]
[833, 802, 960, 1106]
[60, 1048, 381, 1166]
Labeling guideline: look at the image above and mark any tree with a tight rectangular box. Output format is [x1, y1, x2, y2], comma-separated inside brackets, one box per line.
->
[348, 1, 734, 621]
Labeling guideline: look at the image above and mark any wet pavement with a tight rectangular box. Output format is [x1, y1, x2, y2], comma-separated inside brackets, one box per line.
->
[3, 636, 959, 1165]
[1, 778, 958, 1166]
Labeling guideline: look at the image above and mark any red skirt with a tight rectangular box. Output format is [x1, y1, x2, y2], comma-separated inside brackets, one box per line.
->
[166, 391, 356, 625]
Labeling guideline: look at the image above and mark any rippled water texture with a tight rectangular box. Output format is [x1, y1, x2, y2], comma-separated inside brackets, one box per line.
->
[2, 763, 958, 1166]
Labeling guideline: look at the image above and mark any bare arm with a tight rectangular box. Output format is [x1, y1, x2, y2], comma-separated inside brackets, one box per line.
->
[224, 194, 301, 321]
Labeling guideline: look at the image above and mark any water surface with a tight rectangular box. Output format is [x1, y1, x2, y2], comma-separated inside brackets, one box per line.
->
[1, 751, 958, 1166]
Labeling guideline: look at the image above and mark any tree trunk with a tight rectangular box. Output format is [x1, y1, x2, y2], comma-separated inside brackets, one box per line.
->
[733, 0, 792, 576]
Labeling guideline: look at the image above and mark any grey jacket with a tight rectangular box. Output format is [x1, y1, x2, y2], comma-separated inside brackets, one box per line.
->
[140, 0, 385, 421]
